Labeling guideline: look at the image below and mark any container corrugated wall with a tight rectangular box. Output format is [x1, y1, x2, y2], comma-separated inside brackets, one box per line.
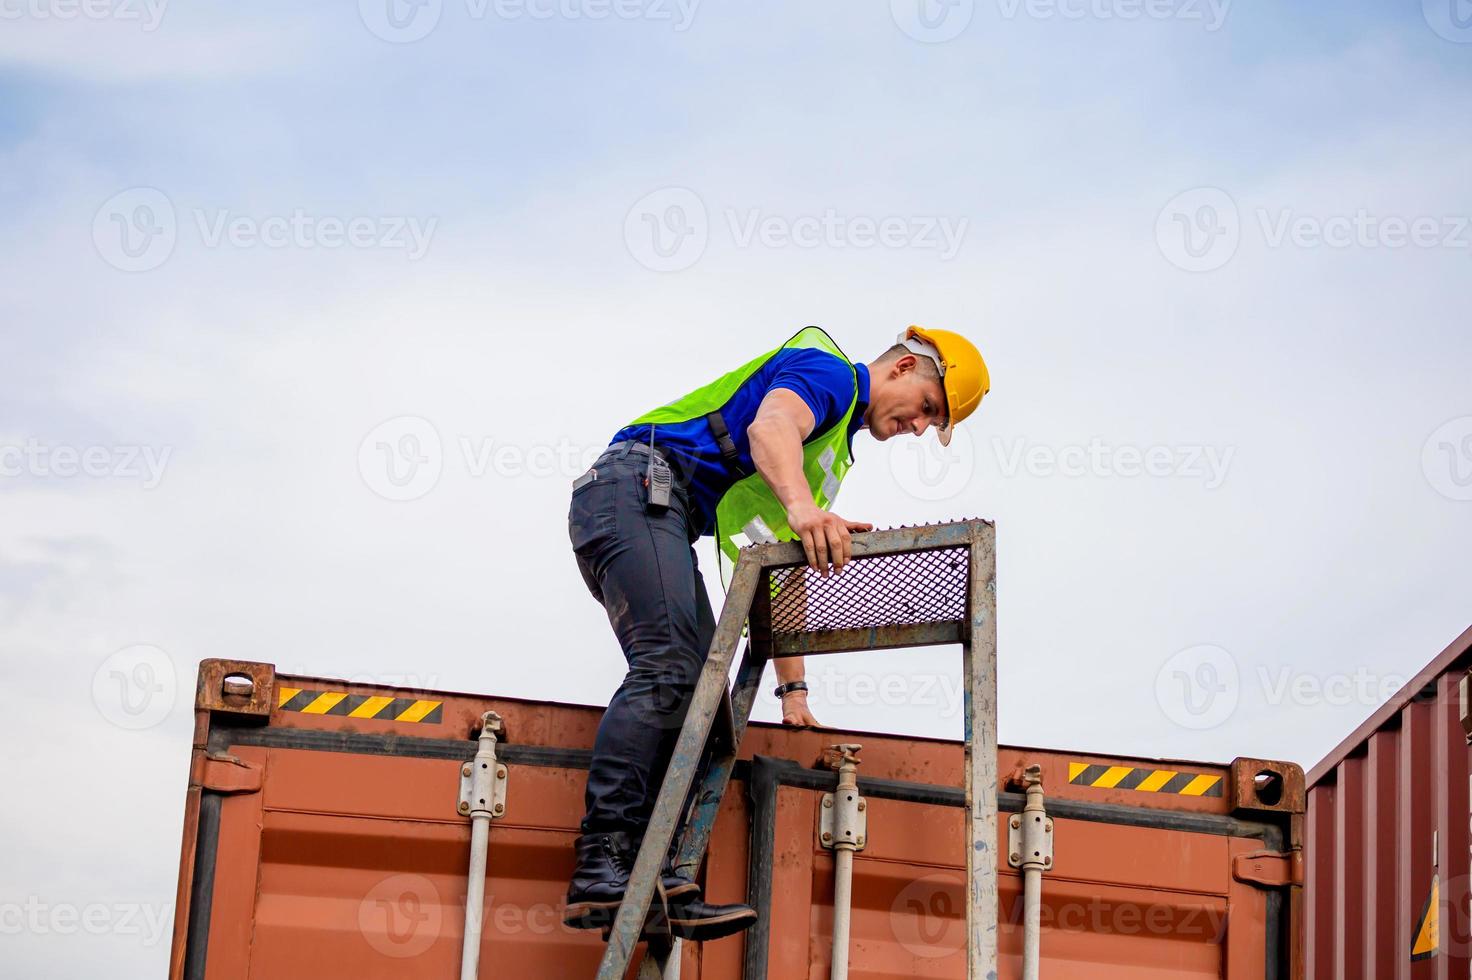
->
[1305, 624, 1472, 979]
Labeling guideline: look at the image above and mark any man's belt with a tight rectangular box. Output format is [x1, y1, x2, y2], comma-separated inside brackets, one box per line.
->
[611, 439, 674, 465]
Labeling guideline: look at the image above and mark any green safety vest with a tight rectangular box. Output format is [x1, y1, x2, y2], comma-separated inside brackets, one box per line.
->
[629, 326, 860, 582]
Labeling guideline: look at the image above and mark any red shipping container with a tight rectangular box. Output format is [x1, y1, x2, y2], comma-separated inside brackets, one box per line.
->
[1305, 625, 1472, 980]
[170, 659, 1304, 979]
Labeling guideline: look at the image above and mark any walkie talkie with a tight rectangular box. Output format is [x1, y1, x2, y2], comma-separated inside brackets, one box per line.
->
[646, 425, 672, 512]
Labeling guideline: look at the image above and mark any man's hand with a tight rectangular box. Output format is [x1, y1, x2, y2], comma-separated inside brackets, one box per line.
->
[781, 689, 821, 727]
[786, 500, 873, 575]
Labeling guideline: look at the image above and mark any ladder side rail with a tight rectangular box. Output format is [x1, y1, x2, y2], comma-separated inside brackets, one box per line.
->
[673, 583, 773, 878]
[645, 633, 772, 978]
[595, 556, 764, 980]
[671, 643, 768, 879]
[963, 522, 999, 980]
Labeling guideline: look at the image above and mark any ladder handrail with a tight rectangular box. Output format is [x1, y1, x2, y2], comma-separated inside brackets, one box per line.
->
[596, 519, 999, 980]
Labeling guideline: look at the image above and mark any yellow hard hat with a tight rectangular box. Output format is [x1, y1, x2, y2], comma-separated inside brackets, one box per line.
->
[900, 325, 989, 446]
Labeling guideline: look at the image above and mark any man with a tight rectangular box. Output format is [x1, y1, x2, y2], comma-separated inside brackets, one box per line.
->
[563, 325, 989, 941]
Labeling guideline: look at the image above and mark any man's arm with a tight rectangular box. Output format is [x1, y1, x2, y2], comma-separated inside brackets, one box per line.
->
[775, 656, 819, 727]
[746, 389, 873, 575]
[746, 387, 873, 728]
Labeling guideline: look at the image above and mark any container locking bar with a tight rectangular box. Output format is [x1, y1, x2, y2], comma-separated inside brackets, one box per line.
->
[818, 744, 867, 980]
[1007, 764, 1051, 980]
[458, 712, 508, 980]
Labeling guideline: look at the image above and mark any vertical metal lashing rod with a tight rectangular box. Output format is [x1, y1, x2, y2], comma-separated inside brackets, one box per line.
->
[819, 744, 865, 980]
[459, 712, 506, 980]
[1013, 765, 1050, 980]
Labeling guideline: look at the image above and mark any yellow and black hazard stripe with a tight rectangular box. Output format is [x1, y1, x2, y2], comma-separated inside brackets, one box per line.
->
[277, 687, 443, 724]
[1068, 762, 1223, 797]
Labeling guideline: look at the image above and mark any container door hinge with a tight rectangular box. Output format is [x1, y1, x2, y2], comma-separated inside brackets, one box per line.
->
[1232, 850, 1302, 889]
[197, 753, 263, 794]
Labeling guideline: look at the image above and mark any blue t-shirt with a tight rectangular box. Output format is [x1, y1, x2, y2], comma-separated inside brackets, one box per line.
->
[611, 349, 871, 537]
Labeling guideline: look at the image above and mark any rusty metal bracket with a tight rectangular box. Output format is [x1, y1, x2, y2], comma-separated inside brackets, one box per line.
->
[456, 760, 509, 817]
[1232, 850, 1302, 889]
[1006, 809, 1055, 870]
[818, 792, 868, 849]
[196, 753, 263, 794]
[1228, 757, 1306, 815]
[195, 659, 275, 718]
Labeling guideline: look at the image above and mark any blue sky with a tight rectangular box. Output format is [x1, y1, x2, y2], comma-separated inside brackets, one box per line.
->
[4, 1, 1472, 974]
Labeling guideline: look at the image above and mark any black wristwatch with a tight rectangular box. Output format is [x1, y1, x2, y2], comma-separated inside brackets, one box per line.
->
[773, 681, 809, 699]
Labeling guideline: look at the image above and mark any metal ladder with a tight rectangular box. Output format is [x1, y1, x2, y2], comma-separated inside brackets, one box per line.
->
[596, 519, 1000, 980]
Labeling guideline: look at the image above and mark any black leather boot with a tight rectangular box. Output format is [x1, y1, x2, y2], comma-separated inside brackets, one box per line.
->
[563, 832, 698, 930]
[659, 890, 758, 942]
[627, 835, 757, 942]
[565, 832, 756, 941]
[634, 834, 701, 901]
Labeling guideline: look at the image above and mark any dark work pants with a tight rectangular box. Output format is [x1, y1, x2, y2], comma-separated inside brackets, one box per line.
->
[568, 442, 717, 836]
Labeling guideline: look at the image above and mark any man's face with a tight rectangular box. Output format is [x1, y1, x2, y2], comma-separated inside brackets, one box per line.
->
[865, 355, 948, 442]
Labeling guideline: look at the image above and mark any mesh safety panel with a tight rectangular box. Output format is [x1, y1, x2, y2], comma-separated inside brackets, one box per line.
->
[767, 546, 969, 633]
